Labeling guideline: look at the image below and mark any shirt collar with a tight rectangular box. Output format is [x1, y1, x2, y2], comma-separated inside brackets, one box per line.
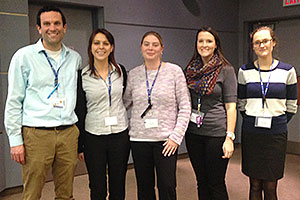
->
[36, 38, 69, 56]
[82, 63, 118, 77]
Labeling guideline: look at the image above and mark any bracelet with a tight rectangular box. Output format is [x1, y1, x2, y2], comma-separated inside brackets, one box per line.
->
[226, 131, 235, 140]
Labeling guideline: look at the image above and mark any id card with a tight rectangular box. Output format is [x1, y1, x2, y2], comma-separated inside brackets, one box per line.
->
[255, 116, 272, 129]
[105, 116, 118, 126]
[190, 109, 205, 127]
[53, 97, 66, 108]
[144, 119, 159, 129]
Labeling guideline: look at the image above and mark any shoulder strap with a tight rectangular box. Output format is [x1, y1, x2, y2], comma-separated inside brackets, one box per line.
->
[119, 63, 127, 95]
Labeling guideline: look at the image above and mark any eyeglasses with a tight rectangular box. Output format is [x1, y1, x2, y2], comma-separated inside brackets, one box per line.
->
[253, 39, 273, 47]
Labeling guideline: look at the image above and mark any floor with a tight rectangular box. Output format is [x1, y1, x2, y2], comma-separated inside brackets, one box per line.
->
[1, 145, 300, 200]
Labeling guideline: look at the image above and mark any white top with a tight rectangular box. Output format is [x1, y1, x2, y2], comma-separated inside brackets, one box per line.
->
[81, 64, 128, 135]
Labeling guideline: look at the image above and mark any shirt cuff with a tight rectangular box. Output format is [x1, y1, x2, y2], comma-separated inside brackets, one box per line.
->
[169, 131, 184, 145]
[8, 134, 24, 147]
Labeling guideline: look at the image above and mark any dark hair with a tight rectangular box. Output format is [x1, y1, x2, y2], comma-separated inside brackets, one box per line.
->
[141, 31, 163, 46]
[88, 28, 120, 76]
[37, 5, 66, 27]
[187, 27, 230, 66]
[250, 26, 278, 46]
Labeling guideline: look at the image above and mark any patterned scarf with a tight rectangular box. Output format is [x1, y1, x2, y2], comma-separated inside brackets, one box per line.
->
[186, 54, 223, 96]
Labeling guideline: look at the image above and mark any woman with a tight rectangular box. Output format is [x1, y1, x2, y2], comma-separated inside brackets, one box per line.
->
[238, 26, 297, 200]
[185, 27, 237, 200]
[123, 31, 191, 200]
[76, 28, 130, 200]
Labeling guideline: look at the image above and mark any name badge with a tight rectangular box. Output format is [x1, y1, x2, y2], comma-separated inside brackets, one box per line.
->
[53, 97, 66, 108]
[145, 119, 159, 129]
[190, 110, 205, 127]
[255, 116, 272, 129]
[105, 116, 118, 126]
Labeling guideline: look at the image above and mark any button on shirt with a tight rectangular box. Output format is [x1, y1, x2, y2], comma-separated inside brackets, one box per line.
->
[81, 64, 128, 135]
[4, 39, 82, 147]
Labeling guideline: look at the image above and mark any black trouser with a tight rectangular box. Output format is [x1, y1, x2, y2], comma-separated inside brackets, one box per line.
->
[84, 129, 130, 200]
[186, 133, 229, 200]
[131, 141, 178, 200]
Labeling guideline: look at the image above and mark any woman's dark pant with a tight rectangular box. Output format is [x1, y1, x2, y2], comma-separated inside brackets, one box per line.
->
[131, 141, 178, 200]
[84, 129, 130, 200]
[186, 133, 229, 200]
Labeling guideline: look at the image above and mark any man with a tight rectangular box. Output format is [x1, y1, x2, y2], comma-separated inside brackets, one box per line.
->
[4, 5, 82, 200]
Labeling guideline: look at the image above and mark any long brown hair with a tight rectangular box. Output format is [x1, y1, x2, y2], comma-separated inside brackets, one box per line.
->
[187, 27, 230, 68]
[87, 28, 120, 76]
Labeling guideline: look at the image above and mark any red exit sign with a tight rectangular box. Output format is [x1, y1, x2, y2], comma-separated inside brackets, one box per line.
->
[284, 0, 300, 6]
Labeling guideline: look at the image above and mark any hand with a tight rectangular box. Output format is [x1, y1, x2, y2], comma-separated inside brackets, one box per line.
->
[78, 152, 85, 162]
[222, 137, 234, 159]
[162, 139, 179, 157]
[11, 145, 25, 165]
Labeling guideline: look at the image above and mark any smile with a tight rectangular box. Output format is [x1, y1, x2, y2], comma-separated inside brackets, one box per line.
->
[47, 32, 58, 37]
[96, 51, 106, 55]
[200, 49, 212, 52]
[146, 53, 156, 56]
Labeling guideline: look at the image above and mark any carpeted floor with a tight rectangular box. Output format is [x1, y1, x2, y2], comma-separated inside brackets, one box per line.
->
[1, 145, 300, 199]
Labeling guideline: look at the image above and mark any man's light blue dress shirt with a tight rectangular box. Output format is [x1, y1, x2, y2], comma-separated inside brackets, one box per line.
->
[5, 39, 82, 147]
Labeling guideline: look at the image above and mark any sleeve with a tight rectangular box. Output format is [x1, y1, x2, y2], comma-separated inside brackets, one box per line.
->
[237, 67, 247, 114]
[222, 65, 237, 103]
[169, 67, 192, 145]
[123, 69, 133, 110]
[78, 56, 83, 70]
[286, 66, 297, 122]
[4, 51, 28, 147]
[75, 70, 87, 153]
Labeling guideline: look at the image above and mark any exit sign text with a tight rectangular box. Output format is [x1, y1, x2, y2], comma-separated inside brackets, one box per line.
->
[284, 0, 300, 7]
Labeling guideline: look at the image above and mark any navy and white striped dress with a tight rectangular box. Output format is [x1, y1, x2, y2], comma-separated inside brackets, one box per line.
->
[238, 61, 297, 180]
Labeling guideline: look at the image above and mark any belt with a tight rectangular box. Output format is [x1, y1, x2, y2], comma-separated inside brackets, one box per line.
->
[33, 124, 73, 131]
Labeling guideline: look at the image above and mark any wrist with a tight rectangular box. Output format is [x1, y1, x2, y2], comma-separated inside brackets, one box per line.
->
[226, 131, 235, 141]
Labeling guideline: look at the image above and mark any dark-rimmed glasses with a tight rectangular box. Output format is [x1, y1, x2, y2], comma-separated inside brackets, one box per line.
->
[253, 39, 273, 47]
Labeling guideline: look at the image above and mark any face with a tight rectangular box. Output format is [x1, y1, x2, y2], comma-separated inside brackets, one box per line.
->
[37, 11, 66, 50]
[252, 29, 275, 58]
[91, 33, 113, 62]
[141, 34, 164, 61]
[197, 31, 217, 61]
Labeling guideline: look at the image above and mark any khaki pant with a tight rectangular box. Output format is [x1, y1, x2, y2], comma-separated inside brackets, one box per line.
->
[22, 125, 79, 200]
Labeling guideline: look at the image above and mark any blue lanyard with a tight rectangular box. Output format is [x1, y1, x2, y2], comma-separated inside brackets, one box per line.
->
[47, 83, 60, 99]
[145, 62, 162, 105]
[94, 65, 112, 107]
[257, 60, 274, 109]
[42, 51, 59, 87]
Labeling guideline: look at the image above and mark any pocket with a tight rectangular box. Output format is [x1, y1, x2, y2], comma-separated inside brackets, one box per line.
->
[22, 126, 36, 146]
[22, 127, 42, 155]
[73, 124, 80, 138]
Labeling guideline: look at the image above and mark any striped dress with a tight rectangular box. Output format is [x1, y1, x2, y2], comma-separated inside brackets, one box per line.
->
[238, 61, 297, 180]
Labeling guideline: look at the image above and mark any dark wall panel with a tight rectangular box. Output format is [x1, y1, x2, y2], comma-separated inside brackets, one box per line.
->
[1, 0, 28, 13]
[106, 23, 195, 70]
[0, 15, 30, 72]
[1, 0, 30, 191]
[43, 0, 238, 31]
